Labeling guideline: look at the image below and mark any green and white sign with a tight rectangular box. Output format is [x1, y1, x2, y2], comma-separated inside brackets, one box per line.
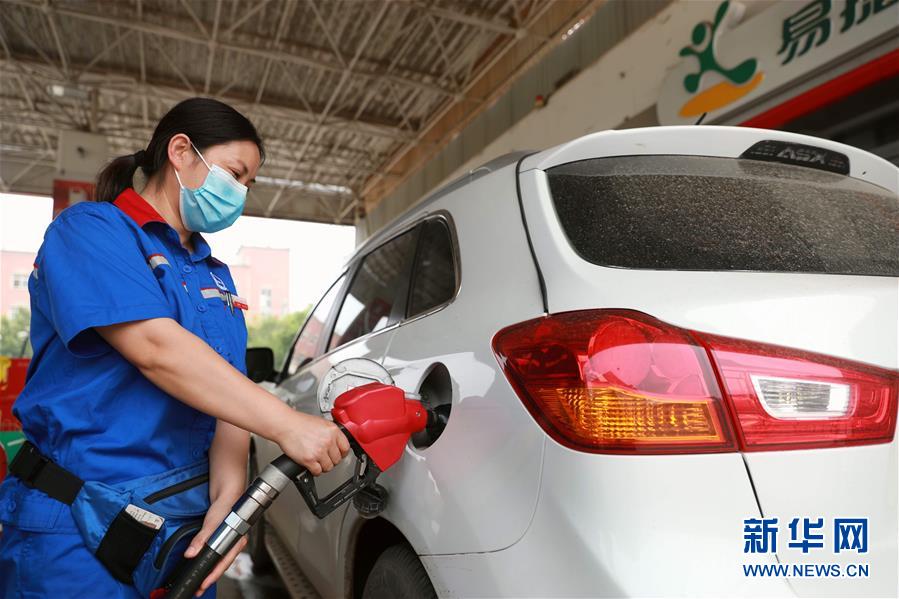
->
[657, 0, 899, 125]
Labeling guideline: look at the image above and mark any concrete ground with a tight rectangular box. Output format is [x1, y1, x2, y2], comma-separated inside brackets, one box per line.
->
[218, 552, 290, 599]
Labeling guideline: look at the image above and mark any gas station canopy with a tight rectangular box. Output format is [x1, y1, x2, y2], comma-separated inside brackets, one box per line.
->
[0, 0, 596, 224]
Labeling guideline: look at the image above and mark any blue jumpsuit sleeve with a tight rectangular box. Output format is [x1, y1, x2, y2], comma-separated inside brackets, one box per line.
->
[37, 206, 173, 358]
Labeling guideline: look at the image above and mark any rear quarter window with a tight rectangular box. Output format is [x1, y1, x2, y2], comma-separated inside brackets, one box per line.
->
[329, 229, 416, 350]
[408, 218, 456, 317]
[546, 155, 898, 276]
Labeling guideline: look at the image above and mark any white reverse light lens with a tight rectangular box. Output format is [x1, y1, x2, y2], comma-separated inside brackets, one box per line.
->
[750, 375, 851, 419]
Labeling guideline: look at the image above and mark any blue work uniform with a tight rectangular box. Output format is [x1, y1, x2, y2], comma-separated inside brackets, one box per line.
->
[0, 188, 249, 598]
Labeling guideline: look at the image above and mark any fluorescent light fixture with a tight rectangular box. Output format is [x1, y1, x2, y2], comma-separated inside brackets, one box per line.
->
[46, 83, 90, 100]
[255, 175, 351, 196]
[562, 18, 585, 41]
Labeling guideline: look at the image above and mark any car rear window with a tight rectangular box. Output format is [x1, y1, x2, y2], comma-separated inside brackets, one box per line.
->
[545, 155, 898, 276]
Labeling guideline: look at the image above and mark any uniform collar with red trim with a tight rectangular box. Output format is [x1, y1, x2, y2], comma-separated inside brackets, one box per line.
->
[113, 188, 166, 227]
[113, 187, 213, 263]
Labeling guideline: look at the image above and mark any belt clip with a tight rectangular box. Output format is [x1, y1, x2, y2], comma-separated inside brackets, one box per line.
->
[14, 444, 49, 486]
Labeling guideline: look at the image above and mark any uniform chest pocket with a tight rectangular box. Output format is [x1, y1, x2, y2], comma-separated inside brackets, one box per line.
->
[192, 286, 229, 352]
[197, 274, 247, 361]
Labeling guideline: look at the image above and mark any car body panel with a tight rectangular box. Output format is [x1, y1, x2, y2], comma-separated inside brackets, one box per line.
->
[743, 440, 898, 598]
[422, 443, 791, 598]
[345, 163, 548, 557]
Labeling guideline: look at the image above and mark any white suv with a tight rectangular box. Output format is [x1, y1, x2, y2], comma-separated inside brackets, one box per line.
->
[249, 126, 898, 598]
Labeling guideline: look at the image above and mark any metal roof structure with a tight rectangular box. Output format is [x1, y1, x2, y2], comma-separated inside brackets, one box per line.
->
[0, 0, 599, 225]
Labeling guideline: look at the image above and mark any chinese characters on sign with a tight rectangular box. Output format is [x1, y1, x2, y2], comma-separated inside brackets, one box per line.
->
[778, 0, 831, 64]
[842, 0, 899, 31]
[779, 0, 897, 64]
[743, 517, 869, 554]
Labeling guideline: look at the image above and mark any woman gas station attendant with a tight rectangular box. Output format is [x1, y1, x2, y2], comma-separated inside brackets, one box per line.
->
[0, 98, 350, 598]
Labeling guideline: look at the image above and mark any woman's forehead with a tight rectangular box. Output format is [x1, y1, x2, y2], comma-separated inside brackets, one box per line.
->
[205, 140, 261, 170]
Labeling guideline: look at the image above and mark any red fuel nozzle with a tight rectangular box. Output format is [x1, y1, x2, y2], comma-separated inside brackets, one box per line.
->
[331, 382, 428, 471]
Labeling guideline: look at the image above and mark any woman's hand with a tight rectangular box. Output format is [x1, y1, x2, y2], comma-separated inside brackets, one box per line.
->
[183, 490, 245, 597]
[278, 412, 351, 476]
[177, 420, 249, 596]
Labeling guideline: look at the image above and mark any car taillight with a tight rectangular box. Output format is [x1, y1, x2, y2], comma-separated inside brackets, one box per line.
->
[694, 332, 898, 451]
[492, 310, 736, 454]
[492, 310, 898, 454]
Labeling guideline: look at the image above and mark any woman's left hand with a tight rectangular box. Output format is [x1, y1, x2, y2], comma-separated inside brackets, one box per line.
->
[184, 491, 246, 597]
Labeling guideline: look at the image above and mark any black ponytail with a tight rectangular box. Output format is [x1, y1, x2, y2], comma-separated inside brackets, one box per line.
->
[96, 153, 144, 204]
[95, 97, 264, 202]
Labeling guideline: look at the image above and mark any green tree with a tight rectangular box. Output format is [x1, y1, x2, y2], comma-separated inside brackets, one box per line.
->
[246, 307, 311, 369]
[0, 307, 32, 358]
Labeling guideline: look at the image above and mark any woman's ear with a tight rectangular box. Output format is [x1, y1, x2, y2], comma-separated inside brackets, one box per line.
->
[167, 134, 192, 171]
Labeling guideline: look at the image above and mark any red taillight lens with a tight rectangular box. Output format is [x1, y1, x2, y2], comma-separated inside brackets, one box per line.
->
[492, 310, 736, 454]
[493, 309, 898, 454]
[695, 333, 898, 451]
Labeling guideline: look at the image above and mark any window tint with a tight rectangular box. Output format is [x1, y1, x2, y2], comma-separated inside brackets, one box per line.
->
[329, 230, 416, 351]
[408, 219, 456, 317]
[546, 155, 899, 276]
[287, 275, 345, 375]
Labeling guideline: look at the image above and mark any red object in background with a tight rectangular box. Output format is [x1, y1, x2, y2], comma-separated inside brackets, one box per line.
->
[741, 48, 899, 129]
[0, 358, 27, 431]
[1, 358, 28, 481]
[52, 179, 95, 218]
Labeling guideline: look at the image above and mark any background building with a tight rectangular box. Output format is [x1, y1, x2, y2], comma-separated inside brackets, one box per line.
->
[0, 251, 35, 317]
[228, 246, 291, 320]
[0, 247, 290, 321]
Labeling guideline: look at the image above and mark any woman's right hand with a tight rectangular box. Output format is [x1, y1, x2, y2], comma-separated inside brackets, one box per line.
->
[277, 411, 351, 475]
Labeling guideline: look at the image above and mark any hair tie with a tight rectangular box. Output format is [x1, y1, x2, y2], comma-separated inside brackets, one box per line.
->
[133, 149, 147, 166]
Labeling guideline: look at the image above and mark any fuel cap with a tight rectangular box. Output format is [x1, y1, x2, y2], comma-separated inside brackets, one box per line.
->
[353, 483, 389, 519]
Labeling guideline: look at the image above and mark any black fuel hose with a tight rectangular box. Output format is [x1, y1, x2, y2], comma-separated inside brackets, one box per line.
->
[164, 544, 221, 599]
[164, 454, 308, 599]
